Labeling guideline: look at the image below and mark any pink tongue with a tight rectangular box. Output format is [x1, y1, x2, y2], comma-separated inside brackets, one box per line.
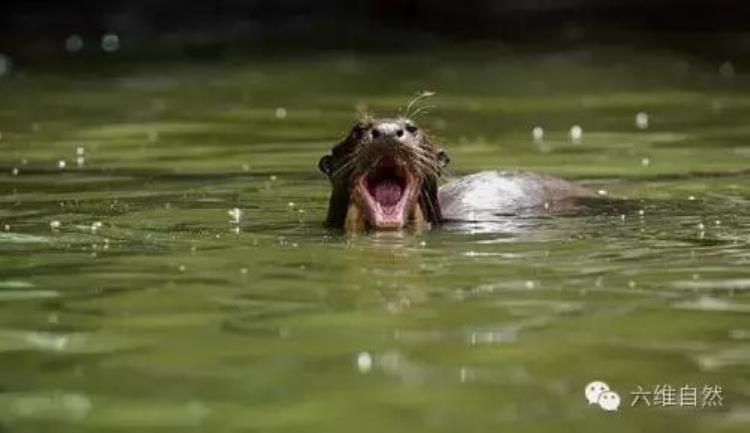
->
[373, 181, 403, 208]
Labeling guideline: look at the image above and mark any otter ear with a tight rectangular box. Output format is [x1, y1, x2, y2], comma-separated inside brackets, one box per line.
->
[318, 154, 333, 177]
[436, 149, 450, 168]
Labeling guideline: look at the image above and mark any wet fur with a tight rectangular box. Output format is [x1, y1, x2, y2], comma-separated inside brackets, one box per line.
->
[320, 113, 593, 231]
[320, 116, 445, 229]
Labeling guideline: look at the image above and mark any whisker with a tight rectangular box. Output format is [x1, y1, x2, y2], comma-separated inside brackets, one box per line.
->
[405, 91, 436, 118]
[331, 154, 362, 178]
[411, 104, 435, 119]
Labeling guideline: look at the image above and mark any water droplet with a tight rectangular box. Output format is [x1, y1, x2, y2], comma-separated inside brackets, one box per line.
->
[242, 164, 250, 172]
[597, 189, 608, 196]
[178, 264, 186, 272]
[3, 224, 10, 231]
[101, 33, 120, 53]
[525, 280, 536, 289]
[50, 221, 61, 230]
[76, 146, 85, 156]
[688, 195, 696, 201]
[628, 280, 637, 289]
[275, 107, 288, 119]
[57, 160, 66, 169]
[635, 112, 649, 129]
[641, 157, 651, 167]
[240, 268, 248, 275]
[11, 167, 19, 176]
[638, 209, 645, 216]
[76, 157, 85, 167]
[228, 208, 242, 223]
[719, 61, 735, 79]
[65, 35, 84, 53]
[270, 175, 277, 181]
[357, 352, 372, 373]
[697, 223, 705, 230]
[532, 126, 544, 142]
[90, 221, 103, 231]
[569, 125, 583, 144]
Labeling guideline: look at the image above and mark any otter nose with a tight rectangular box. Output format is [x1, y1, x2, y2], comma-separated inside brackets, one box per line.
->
[371, 123, 404, 140]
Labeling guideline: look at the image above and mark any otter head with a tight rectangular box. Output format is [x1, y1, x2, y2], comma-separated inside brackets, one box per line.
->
[319, 117, 449, 231]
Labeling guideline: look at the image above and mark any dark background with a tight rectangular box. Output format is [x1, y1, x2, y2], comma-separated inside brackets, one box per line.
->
[2, 0, 750, 63]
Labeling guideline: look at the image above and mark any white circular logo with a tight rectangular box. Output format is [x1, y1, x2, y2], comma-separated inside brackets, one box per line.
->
[585, 380, 610, 405]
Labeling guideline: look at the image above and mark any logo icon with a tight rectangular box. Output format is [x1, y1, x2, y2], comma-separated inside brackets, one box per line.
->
[598, 390, 621, 411]
[585, 380, 621, 411]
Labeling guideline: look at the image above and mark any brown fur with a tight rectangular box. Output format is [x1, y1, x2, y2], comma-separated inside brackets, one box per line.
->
[318, 117, 448, 231]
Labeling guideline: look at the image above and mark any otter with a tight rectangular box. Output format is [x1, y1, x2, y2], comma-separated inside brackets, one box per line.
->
[318, 116, 594, 231]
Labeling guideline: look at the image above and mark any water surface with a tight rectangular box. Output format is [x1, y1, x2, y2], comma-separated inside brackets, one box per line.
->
[1, 48, 749, 432]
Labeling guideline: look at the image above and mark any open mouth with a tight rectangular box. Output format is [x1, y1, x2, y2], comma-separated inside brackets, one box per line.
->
[356, 154, 418, 229]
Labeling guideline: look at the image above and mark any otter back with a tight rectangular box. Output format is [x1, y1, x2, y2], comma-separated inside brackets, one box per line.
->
[438, 171, 594, 221]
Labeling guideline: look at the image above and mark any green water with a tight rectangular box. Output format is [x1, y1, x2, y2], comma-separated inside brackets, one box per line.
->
[1, 48, 749, 433]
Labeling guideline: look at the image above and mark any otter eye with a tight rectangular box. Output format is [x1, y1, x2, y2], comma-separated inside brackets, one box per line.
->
[318, 155, 333, 177]
[406, 125, 418, 134]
